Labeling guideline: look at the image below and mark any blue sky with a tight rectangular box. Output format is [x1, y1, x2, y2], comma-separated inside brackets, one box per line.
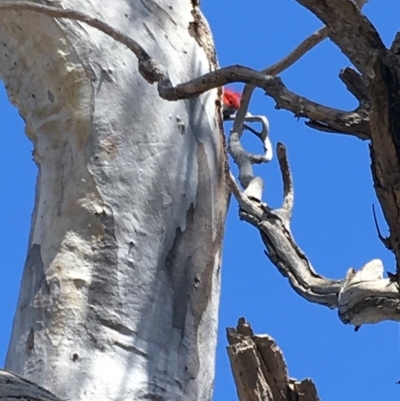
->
[1, 1, 400, 400]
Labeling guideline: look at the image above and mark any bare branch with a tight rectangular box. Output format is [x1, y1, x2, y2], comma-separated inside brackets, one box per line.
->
[231, 0, 368, 142]
[295, 0, 386, 76]
[161, 67, 369, 139]
[304, 110, 370, 140]
[0, 2, 370, 142]
[263, 27, 328, 77]
[229, 176, 342, 308]
[276, 143, 293, 215]
[229, 25, 330, 143]
[229, 144, 400, 327]
[225, 115, 272, 158]
[160, 65, 271, 98]
[339, 67, 368, 102]
[240, 190, 400, 326]
[267, 77, 370, 139]
[227, 114, 272, 201]
[338, 260, 400, 326]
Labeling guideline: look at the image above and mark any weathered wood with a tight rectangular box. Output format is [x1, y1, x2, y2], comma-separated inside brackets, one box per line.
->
[226, 319, 321, 401]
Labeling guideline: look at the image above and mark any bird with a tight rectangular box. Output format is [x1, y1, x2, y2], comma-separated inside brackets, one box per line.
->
[222, 88, 241, 120]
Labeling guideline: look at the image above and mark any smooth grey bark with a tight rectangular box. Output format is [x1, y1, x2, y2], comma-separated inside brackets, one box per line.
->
[0, 1, 229, 401]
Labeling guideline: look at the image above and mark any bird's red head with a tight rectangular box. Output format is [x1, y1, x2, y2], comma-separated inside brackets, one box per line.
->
[222, 88, 241, 111]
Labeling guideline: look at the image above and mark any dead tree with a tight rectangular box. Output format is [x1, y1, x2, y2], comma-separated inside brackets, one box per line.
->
[1, 0, 399, 400]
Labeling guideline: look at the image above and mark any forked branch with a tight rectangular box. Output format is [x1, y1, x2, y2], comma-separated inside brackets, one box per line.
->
[227, 113, 272, 200]
[295, 0, 386, 75]
[228, 143, 400, 327]
[0, 1, 370, 141]
[231, 0, 370, 144]
[231, 25, 330, 143]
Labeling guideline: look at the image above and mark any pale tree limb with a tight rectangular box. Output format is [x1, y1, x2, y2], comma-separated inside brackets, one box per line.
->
[224, 7, 368, 207]
[226, 318, 321, 401]
[226, 114, 272, 201]
[262, 28, 328, 77]
[224, 26, 329, 200]
[231, 25, 329, 147]
[227, 151, 342, 309]
[0, 369, 62, 401]
[225, 114, 273, 166]
[295, 0, 386, 76]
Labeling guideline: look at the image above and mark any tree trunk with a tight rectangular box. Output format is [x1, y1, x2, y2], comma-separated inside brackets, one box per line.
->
[0, 1, 229, 401]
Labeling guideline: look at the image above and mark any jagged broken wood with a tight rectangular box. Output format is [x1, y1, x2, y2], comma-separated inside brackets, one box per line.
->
[226, 318, 320, 401]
